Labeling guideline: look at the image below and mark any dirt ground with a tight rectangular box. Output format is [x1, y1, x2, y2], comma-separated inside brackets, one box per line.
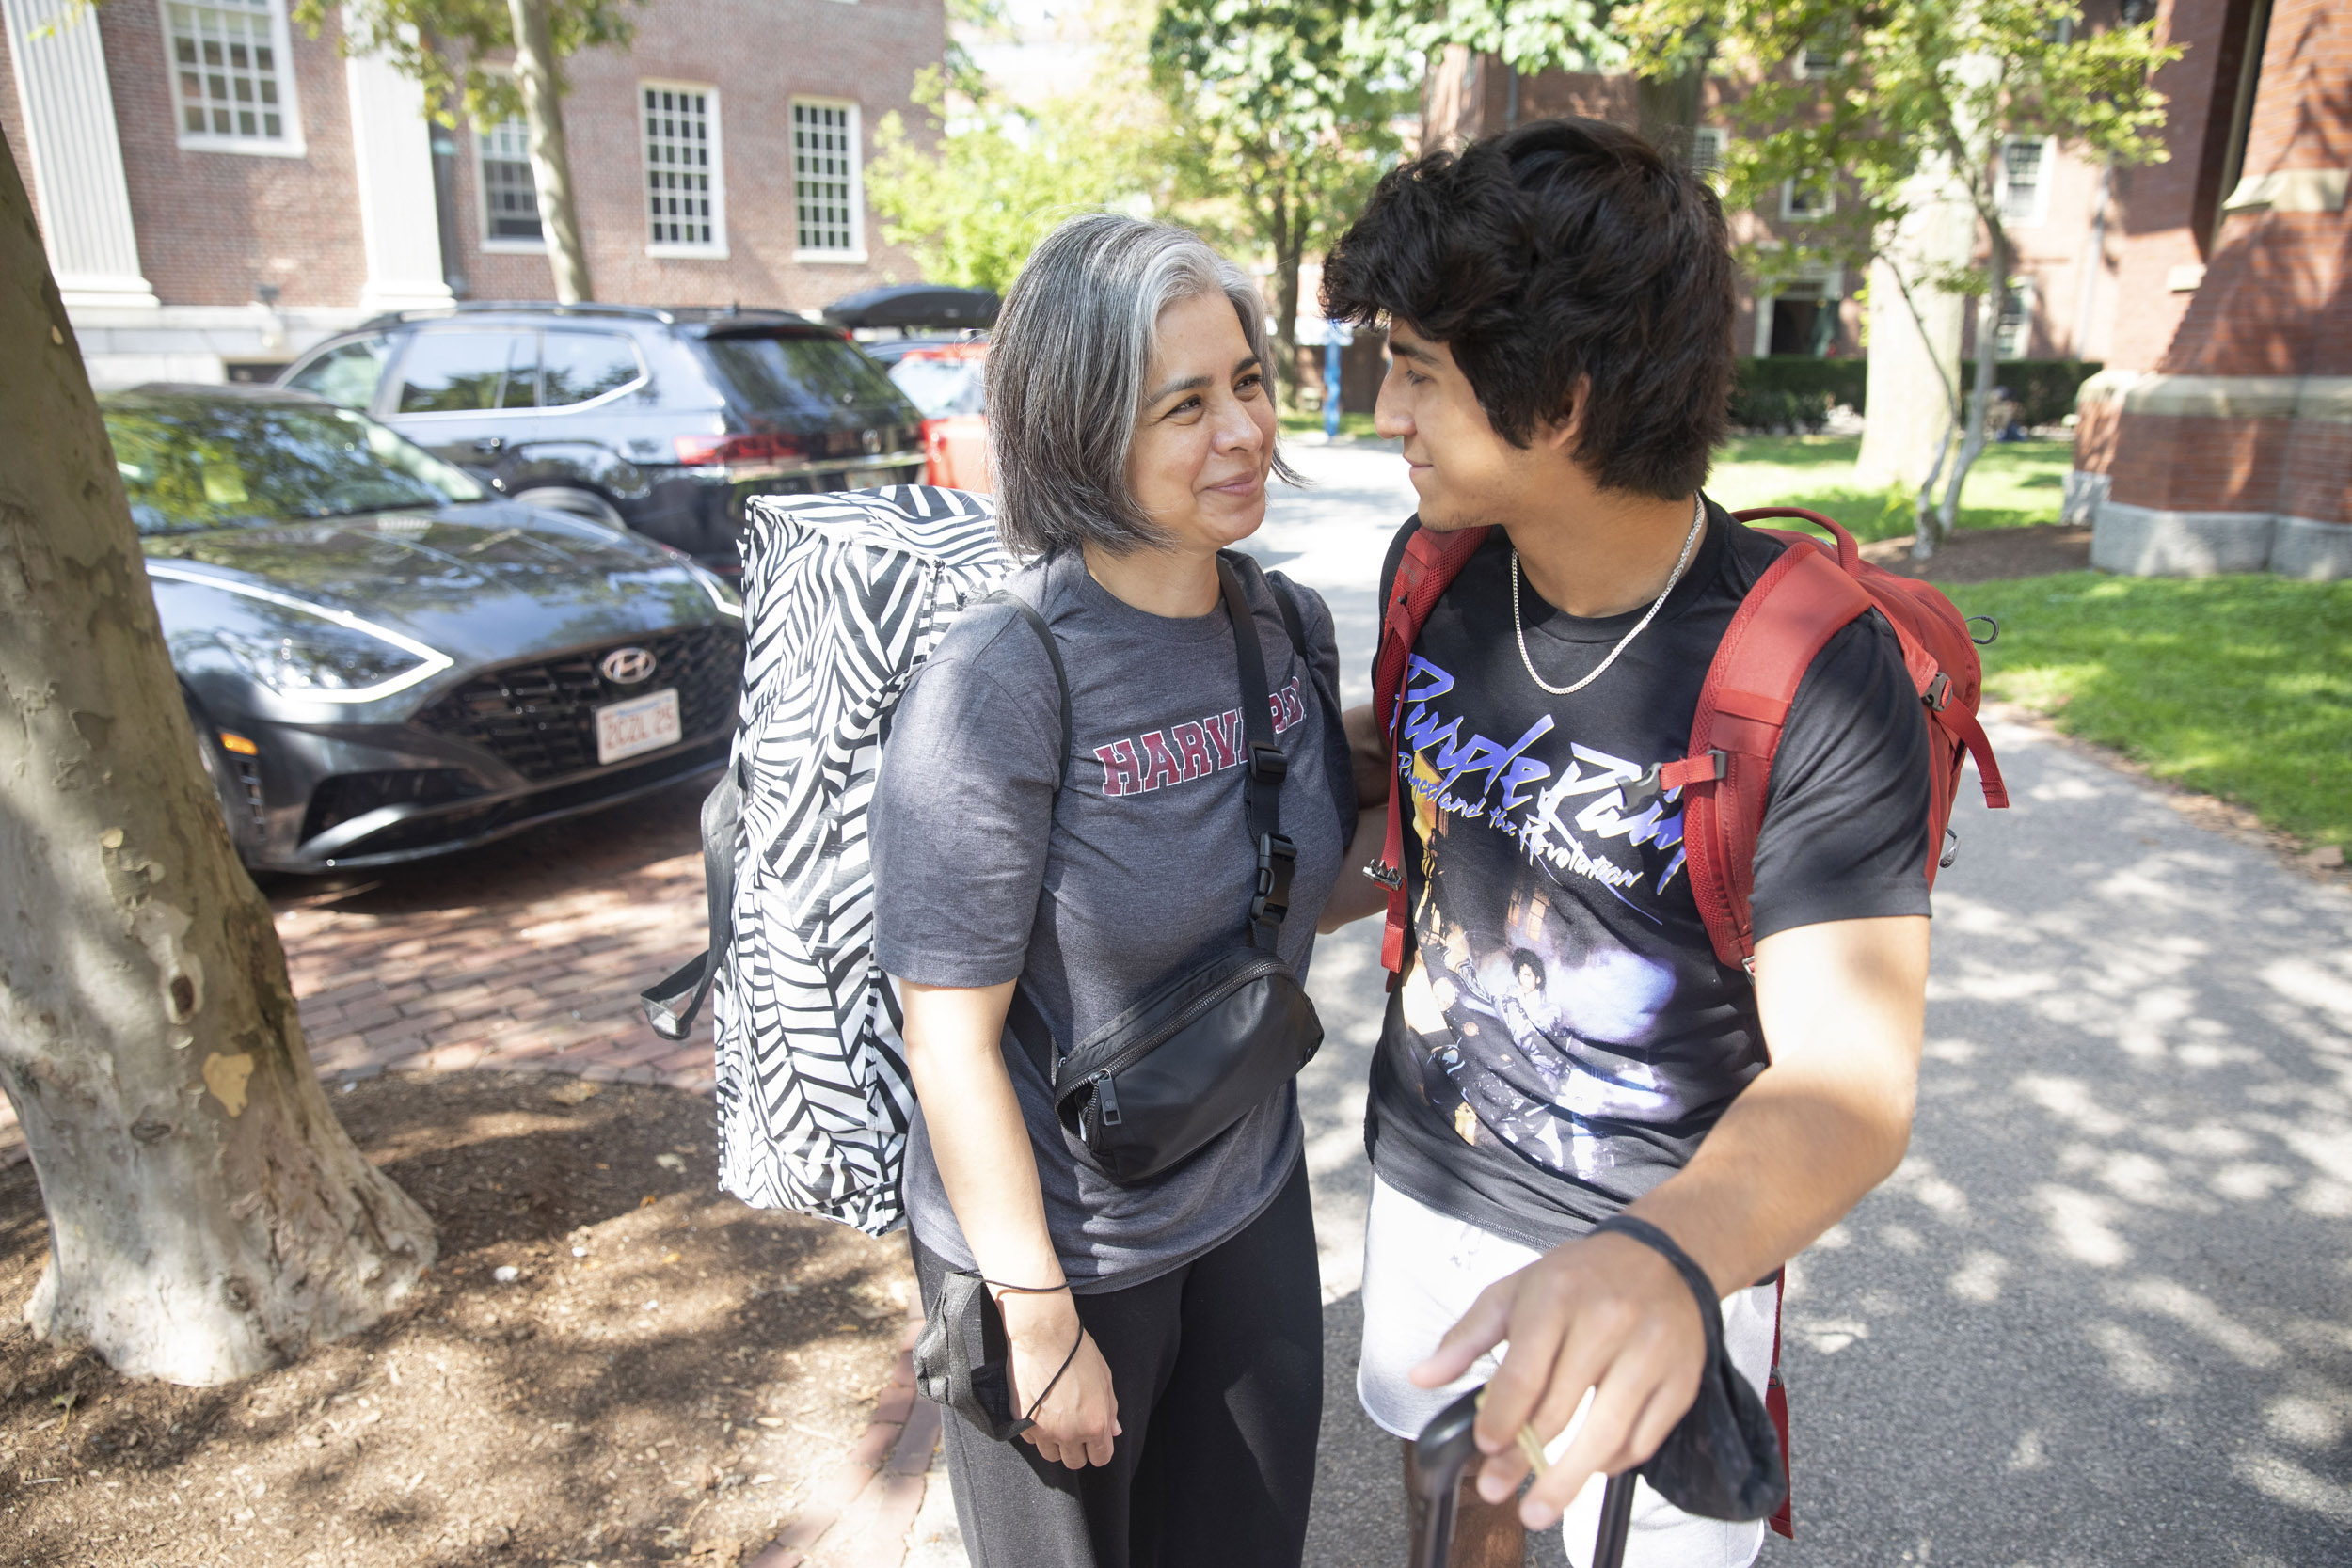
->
[1856, 521, 2093, 583]
[0, 1073, 916, 1568]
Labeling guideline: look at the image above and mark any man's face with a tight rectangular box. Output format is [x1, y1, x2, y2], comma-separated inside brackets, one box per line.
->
[1373, 323, 1572, 533]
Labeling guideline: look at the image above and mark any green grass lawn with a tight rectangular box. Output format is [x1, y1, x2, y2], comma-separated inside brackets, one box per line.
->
[1958, 573, 2352, 851]
[1706, 436, 2074, 541]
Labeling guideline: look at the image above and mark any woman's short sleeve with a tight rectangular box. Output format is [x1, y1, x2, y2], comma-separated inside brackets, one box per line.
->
[870, 610, 1065, 989]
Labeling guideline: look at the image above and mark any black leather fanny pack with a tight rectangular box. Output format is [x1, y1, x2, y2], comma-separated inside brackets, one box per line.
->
[1000, 558, 1325, 1186]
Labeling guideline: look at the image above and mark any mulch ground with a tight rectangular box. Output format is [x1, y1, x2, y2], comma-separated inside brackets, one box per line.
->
[0, 1072, 917, 1568]
[1857, 521, 2092, 583]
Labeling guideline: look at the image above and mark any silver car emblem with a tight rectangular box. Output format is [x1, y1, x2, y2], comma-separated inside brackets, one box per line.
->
[861, 428, 882, 455]
[600, 646, 659, 685]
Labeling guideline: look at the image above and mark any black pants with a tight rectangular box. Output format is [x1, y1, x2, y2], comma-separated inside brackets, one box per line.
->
[909, 1159, 1323, 1568]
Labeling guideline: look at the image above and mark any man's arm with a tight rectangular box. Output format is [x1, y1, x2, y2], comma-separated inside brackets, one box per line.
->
[1410, 913, 1929, 1528]
[1321, 702, 1394, 932]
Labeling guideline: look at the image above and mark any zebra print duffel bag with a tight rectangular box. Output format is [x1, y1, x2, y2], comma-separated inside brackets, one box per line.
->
[640, 485, 1012, 1236]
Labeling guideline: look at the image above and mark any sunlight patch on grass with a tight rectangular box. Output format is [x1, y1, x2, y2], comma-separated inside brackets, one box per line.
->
[1960, 572, 2352, 850]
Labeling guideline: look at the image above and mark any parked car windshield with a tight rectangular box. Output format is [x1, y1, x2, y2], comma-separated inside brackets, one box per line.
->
[888, 356, 985, 419]
[702, 331, 910, 416]
[106, 397, 486, 536]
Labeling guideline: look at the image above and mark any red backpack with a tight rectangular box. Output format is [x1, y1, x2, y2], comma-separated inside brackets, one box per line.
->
[1367, 507, 2010, 976]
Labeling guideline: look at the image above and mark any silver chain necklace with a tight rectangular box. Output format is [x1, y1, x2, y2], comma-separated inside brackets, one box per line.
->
[1511, 496, 1706, 698]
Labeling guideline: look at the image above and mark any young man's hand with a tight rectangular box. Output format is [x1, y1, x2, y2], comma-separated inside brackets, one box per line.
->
[1408, 1229, 1705, 1529]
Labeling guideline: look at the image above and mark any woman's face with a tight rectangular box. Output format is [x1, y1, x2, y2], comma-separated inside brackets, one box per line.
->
[1123, 291, 1279, 555]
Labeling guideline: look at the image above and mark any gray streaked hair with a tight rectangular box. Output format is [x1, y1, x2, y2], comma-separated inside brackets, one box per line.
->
[986, 213, 1299, 558]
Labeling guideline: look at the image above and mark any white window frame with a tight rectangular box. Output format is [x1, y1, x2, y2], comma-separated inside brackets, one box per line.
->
[1996, 135, 2057, 228]
[791, 97, 866, 264]
[1780, 176, 1835, 221]
[472, 87, 546, 255]
[1995, 277, 2037, 359]
[640, 79, 728, 260]
[1794, 41, 1837, 78]
[160, 0, 306, 158]
[1689, 127, 1727, 184]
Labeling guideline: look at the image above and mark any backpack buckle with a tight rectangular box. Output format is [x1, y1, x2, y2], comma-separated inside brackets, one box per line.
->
[1617, 751, 1725, 815]
[1362, 859, 1405, 891]
[1940, 826, 1960, 869]
[1248, 742, 1288, 785]
[1252, 832, 1297, 925]
[1923, 672, 1952, 711]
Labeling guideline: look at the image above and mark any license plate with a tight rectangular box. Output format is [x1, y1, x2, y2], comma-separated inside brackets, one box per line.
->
[596, 688, 680, 766]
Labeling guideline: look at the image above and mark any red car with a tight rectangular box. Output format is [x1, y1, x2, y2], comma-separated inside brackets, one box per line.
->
[885, 341, 992, 494]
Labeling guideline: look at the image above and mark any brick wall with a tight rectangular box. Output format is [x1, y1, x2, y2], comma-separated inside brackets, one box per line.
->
[445, 0, 940, 312]
[98, 1, 369, 309]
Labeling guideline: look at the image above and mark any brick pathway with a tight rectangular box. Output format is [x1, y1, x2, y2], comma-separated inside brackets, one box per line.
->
[0, 782, 961, 1565]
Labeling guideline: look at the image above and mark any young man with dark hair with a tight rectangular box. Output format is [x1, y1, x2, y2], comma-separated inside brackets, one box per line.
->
[1316, 118, 1934, 1566]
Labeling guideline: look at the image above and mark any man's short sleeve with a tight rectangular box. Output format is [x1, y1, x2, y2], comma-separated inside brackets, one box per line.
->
[1748, 610, 1935, 942]
[870, 610, 1063, 989]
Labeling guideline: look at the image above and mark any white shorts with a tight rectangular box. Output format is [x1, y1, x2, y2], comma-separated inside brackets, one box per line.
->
[1356, 1176, 1778, 1568]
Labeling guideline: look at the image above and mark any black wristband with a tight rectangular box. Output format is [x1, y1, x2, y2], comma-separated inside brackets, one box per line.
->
[1590, 1214, 1721, 1328]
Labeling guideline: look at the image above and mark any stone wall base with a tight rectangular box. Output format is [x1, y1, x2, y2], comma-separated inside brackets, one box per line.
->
[2061, 468, 2112, 525]
[2090, 503, 2352, 579]
[2270, 516, 2352, 580]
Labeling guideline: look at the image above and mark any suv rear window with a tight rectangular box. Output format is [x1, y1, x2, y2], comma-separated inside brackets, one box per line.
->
[703, 333, 908, 416]
[396, 330, 536, 413]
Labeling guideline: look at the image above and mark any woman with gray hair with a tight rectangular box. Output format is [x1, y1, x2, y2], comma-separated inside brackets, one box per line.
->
[869, 213, 1360, 1564]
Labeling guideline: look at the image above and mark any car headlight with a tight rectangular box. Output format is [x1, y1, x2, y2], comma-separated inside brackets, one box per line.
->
[686, 561, 743, 619]
[148, 563, 453, 704]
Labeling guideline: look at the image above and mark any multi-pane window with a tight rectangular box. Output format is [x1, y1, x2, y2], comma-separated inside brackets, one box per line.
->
[1996, 281, 2035, 358]
[793, 101, 859, 256]
[1689, 128, 1726, 182]
[165, 0, 295, 148]
[479, 116, 543, 245]
[1999, 137, 2052, 226]
[643, 84, 723, 252]
[1781, 178, 1834, 221]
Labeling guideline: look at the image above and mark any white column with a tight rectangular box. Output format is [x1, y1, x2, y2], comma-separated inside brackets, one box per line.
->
[3, 0, 160, 309]
[342, 32, 453, 312]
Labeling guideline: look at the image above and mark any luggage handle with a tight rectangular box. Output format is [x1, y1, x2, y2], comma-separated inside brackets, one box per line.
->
[1406, 1384, 1639, 1568]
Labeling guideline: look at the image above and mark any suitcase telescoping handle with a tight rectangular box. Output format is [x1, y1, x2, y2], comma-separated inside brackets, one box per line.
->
[1407, 1385, 1639, 1568]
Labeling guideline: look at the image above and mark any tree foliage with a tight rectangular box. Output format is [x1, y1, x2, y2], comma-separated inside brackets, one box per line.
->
[1148, 0, 1408, 405]
[1620, 0, 2175, 549]
[294, 0, 640, 126]
[866, 67, 1168, 295]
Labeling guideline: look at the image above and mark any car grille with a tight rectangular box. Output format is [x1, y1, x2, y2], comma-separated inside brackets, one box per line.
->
[413, 626, 743, 783]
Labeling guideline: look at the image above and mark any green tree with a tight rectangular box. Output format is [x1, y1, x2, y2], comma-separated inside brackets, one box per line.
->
[301, 0, 647, 303]
[1622, 0, 2174, 553]
[1150, 0, 1408, 408]
[866, 67, 1167, 295]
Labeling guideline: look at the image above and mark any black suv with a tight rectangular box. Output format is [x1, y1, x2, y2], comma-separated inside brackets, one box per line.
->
[277, 302, 925, 569]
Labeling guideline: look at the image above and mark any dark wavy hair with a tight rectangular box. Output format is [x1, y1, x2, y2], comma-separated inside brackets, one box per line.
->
[1320, 117, 1736, 499]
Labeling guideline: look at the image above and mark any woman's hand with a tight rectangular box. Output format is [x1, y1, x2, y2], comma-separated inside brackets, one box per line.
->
[1003, 1291, 1121, 1468]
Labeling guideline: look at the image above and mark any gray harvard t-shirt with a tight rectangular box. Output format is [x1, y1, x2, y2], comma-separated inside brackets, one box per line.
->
[872, 546, 1347, 1291]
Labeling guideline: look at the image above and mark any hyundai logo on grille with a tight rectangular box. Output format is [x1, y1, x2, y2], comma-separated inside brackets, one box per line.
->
[600, 646, 659, 685]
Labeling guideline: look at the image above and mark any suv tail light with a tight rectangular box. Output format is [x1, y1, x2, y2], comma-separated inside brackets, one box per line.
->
[673, 432, 805, 466]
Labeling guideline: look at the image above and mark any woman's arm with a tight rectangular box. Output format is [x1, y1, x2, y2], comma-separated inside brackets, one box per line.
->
[898, 978, 1121, 1468]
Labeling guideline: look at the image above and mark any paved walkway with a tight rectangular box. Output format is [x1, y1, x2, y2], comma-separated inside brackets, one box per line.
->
[9, 440, 2346, 1565]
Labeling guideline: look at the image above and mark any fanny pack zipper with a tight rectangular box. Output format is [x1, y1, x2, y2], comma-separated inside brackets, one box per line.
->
[1057, 954, 1293, 1100]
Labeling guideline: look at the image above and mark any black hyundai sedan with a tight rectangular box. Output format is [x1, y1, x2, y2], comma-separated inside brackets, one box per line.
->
[109, 385, 743, 874]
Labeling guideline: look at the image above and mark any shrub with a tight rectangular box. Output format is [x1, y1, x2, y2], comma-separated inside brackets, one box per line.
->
[1726, 357, 2102, 434]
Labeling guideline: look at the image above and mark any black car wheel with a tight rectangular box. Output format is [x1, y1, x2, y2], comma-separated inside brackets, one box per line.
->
[514, 486, 628, 531]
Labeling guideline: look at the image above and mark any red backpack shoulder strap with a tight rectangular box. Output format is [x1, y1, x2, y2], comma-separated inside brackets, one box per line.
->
[1680, 530, 1875, 972]
[1370, 522, 1489, 975]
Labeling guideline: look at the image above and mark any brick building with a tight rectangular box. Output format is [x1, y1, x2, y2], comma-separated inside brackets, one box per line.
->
[1420, 11, 2136, 370]
[2, 0, 943, 388]
[2069, 0, 2349, 578]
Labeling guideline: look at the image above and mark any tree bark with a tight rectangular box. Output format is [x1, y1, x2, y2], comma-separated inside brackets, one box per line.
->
[0, 137, 435, 1386]
[1932, 225, 2009, 544]
[1268, 179, 1303, 414]
[1634, 36, 1711, 163]
[508, 0, 592, 303]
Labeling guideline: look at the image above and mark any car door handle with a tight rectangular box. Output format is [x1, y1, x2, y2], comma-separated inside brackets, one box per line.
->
[473, 436, 506, 453]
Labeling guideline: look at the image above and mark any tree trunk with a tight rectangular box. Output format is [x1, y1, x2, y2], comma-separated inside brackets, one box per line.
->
[1268, 182, 1303, 413]
[0, 137, 435, 1387]
[1854, 186, 1974, 499]
[1933, 227, 2009, 545]
[509, 0, 592, 303]
[1634, 35, 1712, 163]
